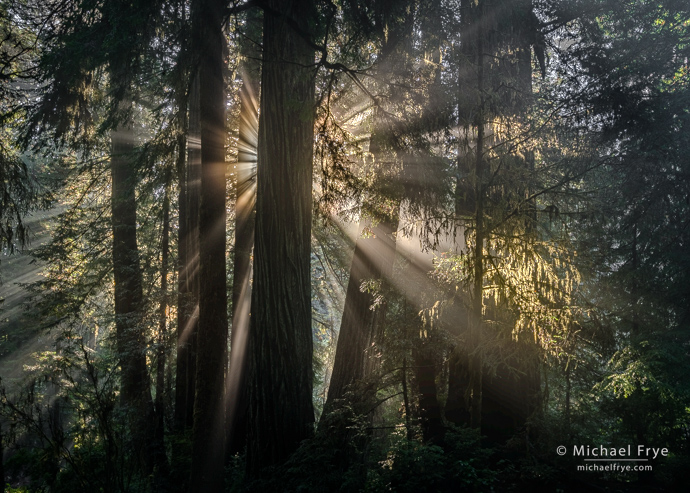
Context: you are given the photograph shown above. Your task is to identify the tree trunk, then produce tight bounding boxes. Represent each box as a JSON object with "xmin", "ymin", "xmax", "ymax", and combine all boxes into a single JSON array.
[
  {"xmin": 153, "ymin": 179, "xmax": 171, "ymax": 486},
  {"xmin": 175, "ymin": 74, "xmax": 200, "ymax": 435},
  {"xmin": 469, "ymin": 0, "xmax": 486, "ymax": 429},
  {"xmin": 323, "ymin": 2, "xmax": 416, "ymax": 416},
  {"xmin": 226, "ymin": 10, "xmax": 262, "ymax": 458},
  {"xmin": 325, "ymin": 214, "xmax": 398, "ymax": 409},
  {"xmin": 445, "ymin": 0, "xmax": 480, "ymax": 430},
  {"xmin": 247, "ymin": 0, "xmax": 316, "ymax": 476},
  {"xmin": 110, "ymin": 105, "xmax": 157, "ymax": 474},
  {"xmin": 448, "ymin": 0, "xmax": 546, "ymax": 434},
  {"xmin": 111, "ymin": 112, "xmax": 149, "ymax": 410},
  {"xmin": 226, "ymin": 77, "xmax": 258, "ymax": 456},
  {"xmin": 189, "ymin": 0, "xmax": 228, "ymax": 488},
  {"xmin": 172, "ymin": 72, "xmax": 199, "ymax": 493},
  {"xmin": 412, "ymin": 346, "xmax": 444, "ymax": 444}
]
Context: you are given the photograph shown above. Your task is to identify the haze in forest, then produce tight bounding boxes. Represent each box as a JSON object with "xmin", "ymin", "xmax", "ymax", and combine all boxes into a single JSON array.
[{"xmin": 1, "ymin": 0, "xmax": 689, "ymax": 492}]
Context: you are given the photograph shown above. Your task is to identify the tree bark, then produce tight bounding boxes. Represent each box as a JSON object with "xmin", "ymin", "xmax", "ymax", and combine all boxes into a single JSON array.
[
  {"xmin": 110, "ymin": 105, "xmax": 157, "ymax": 474},
  {"xmin": 174, "ymin": 73, "xmax": 200, "ymax": 436},
  {"xmin": 111, "ymin": 112, "xmax": 148, "ymax": 410},
  {"xmin": 247, "ymin": 0, "xmax": 317, "ymax": 476},
  {"xmin": 189, "ymin": 0, "xmax": 228, "ymax": 489}
]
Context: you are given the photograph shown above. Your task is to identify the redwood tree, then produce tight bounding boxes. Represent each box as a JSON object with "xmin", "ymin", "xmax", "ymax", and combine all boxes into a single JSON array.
[
  {"xmin": 246, "ymin": 0, "xmax": 317, "ymax": 476},
  {"xmin": 188, "ymin": 0, "xmax": 228, "ymax": 489},
  {"xmin": 227, "ymin": 7, "xmax": 262, "ymax": 455}
]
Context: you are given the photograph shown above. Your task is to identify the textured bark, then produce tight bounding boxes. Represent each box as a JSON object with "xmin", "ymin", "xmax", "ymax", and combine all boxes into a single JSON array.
[
  {"xmin": 189, "ymin": 0, "xmax": 228, "ymax": 488},
  {"xmin": 174, "ymin": 74, "xmax": 200, "ymax": 435},
  {"xmin": 247, "ymin": 0, "xmax": 316, "ymax": 476}
]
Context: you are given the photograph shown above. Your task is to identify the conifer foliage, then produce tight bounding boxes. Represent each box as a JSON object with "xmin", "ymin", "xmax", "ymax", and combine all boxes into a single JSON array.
[{"xmin": 0, "ymin": 0, "xmax": 689, "ymax": 491}]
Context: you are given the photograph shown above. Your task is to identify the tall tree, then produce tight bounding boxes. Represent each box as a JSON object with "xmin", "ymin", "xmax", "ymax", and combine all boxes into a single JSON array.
[
  {"xmin": 105, "ymin": 0, "xmax": 165, "ymax": 475},
  {"xmin": 550, "ymin": 0, "xmax": 690, "ymax": 483},
  {"xmin": 442, "ymin": 0, "xmax": 545, "ymax": 436},
  {"xmin": 188, "ymin": 0, "xmax": 228, "ymax": 489},
  {"xmin": 246, "ymin": 0, "xmax": 317, "ymax": 476},
  {"xmin": 226, "ymin": 76, "xmax": 258, "ymax": 455},
  {"xmin": 324, "ymin": 0, "xmax": 416, "ymax": 414},
  {"xmin": 227, "ymin": 7, "xmax": 262, "ymax": 455},
  {"xmin": 110, "ymin": 102, "xmax": 154, "ymax": 447},
  {"xmin": 174, "ymin": 73, "xmax": 200, "ymax": 436}
]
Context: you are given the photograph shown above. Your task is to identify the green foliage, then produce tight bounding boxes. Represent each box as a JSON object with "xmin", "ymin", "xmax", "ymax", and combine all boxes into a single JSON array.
[
  {"xmin": 4, "ymin": 486, "xmax": 30, "ymax": 493},
  {"xmin": 1, "ymin": 0, "xmax": 690, "ymax": 490},
  {"xmin": 365, "ymin": 428, "xmax": 496, "ymax": 493},
  {"xmin": 1, "ymin": 330, "xmax": 159, "ymax": 492}
]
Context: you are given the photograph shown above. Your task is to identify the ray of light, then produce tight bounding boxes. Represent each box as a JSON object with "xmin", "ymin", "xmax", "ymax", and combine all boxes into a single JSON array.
[
  {"xmin": 177, "ymin": 304, "xmax": 199, "ymax": 345},
  {"xmin": 224, "ymin": 75, "xmax": 258, "ymax": 446},
  {"xmin": 224, "ymin": 272, "xmax": 251, "ymax": 431},
  {"xmin": 322, "ymin": 205, "xmax": 472, "ymax": 337},
  {"xmin": 178, "ymin": 252, "xmax": 199, "ymax": 293}
]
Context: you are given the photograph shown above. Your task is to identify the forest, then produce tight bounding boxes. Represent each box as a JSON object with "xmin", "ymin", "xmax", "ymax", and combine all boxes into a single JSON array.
[{"xmin": 1, "ymin": 0, "xmax": 689, "ymax": 491}]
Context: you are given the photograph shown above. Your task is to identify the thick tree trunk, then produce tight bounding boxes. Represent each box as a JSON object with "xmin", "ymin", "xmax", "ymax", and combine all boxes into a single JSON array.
[
  {"xmin": 172, "ymin": 72, "xmax": 199, "ymax": 493},
  {"xmin": 189, "ymin": 0, "xmax": 228, "ymax": 489},
  {"xmin": 111, "ymin": 117, "xmax": 149, "ymax": 411},
  {"xmin": 247, "ymin": 0, "xmax": 316, "ymax": 476}
]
